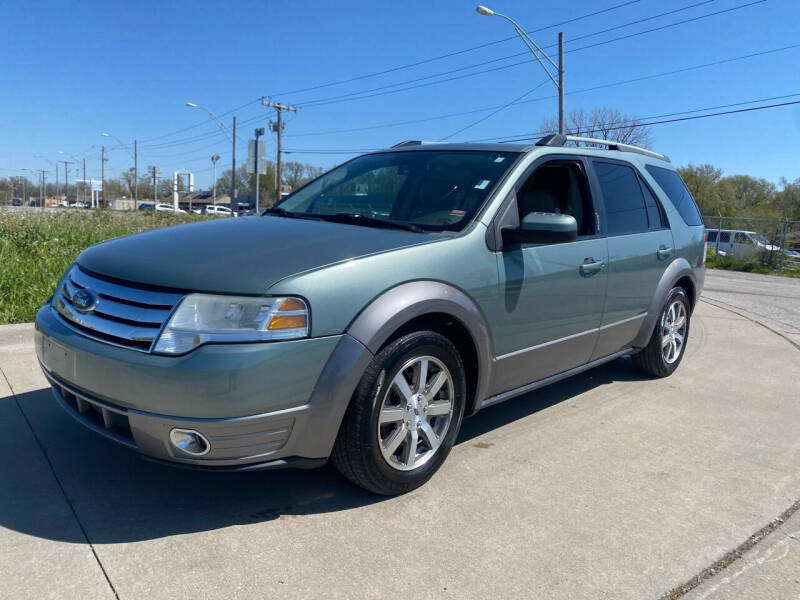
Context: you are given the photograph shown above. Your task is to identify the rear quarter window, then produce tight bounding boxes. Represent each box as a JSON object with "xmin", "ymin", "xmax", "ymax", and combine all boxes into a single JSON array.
[{"xmin": 645, "ymin": 165, "xmax": 703, "ymax": 226}]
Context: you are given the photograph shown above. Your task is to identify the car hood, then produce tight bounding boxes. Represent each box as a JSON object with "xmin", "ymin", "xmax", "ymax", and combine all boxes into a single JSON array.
[{"xmin": 77, "ymin": 215, "xmax": 446, "ymax": 294}]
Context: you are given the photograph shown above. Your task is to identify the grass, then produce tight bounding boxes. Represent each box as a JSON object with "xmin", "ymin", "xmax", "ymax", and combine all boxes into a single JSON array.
[
  {"xmin": 0, "ymin": 209, "xmax": 205, "ymax": 325},
  {"xmin": 705, "ymin": 246, "xmax": 800, "ymax": 278}
]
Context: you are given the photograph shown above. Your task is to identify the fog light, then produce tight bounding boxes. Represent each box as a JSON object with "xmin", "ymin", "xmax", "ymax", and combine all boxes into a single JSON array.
[{"xmin": 169, "ymin": 428, "xmax": 211, "ymax": 456}]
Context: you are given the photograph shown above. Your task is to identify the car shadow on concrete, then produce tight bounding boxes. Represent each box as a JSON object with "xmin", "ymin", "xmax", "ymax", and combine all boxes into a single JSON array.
[{"xmin": 1, "ymin": 357, "xmax": 648, "ymax": 545}]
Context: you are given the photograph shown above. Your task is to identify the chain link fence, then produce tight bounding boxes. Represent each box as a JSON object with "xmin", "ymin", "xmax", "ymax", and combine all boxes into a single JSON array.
[{"xmin": 702, "ymin": 215, "xmax": 800, "ymax": 274}]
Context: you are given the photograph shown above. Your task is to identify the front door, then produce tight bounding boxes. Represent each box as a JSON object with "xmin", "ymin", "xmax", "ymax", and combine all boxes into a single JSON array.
[
  {"xmin": 489, "ymin": 158, "xmax": 608, "ymax": 396},
  {"xmin": 589, "ymin": 159, "xmax": 675, "ymax": 359}
]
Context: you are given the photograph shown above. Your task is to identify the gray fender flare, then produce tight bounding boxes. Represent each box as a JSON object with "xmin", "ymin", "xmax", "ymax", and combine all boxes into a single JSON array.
[
  {"xmin": 348, "ymin": 281, "xmax": 494, "ymax": 415},
  {"xmin": 631, "ymin": 258, "xmax": 696, "ymax": 348}
]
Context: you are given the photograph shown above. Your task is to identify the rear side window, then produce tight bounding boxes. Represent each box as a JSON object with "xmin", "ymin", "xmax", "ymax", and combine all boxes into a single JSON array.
[
  {"xmin": 645, "ymin": 165, "xmax": 703, "ymax": 226},
  {"xmin": 639, "ymin": 178, "xmax": 666, "ymax": 229},
  {"xmin": 707, "ymin": 230, "xmax": 718, "ymax": 242},
  {"xmin": 593, "ymin": 161, "xmax": 648, "ymax": 235},
  {"xmin": 719, "ymin": 232, "xmax": 730, "ymax": 243}
]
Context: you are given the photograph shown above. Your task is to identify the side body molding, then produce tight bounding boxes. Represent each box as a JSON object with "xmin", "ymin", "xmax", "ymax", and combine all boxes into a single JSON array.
[
  {"xmin": 347, "ymin": 281, "xmax": 494, "ymax": 414},
  {"xmin": 630, "ymin": 257, "xmax": 696, "ymax": 348}
]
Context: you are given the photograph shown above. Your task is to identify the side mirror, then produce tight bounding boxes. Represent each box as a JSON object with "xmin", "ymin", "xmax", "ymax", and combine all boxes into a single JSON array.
[{"xmin": 502, "ymin": 212, "xmax": 578, "ymax": 245}]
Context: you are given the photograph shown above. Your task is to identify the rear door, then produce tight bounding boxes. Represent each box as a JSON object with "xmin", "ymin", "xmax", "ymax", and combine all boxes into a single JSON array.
[{"xmin": 589, "ymin": 159, "xmax": 674, "ymax": 359}]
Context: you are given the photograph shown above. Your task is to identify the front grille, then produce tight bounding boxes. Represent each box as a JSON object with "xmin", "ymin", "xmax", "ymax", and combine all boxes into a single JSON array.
[{"xmin": 53, "ymin": 265, "xmax": 184, "ymax": 352}]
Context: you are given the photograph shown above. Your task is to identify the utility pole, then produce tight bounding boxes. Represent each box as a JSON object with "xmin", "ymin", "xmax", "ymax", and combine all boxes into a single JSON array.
[
  {"xmin": 253, "ymin": 127, "xmax": 265, "ymax": 212},
  {"xmin": 231, "ymin": 116, "xmax": 237, "ymax": 210},
  {"xmin": 134, "ymin": 139, "xmax": 138, "ymax": 209},
  {"xmin": 82, "ymin": 158, "xmax": 87, "ymax": 205},
  {"xmin": 37, "ymin": 169, "xmax": 46, "ymax": 207},
  {"xmin": 558, "ymin": 32, "xmax": 565, "ymax": 136},
  {"xmin": 101, "ymin": 146, "xmax": 107, "ymax": 208},
  {"xmin": 60, "ymin": 160, "xmax": 74, "ymax": 204},
  {"xmin": 55, "ymin": 163, "xmax": 59, "ymax": 204},
  {"xmin": 262, "ymin": 98, "xmax": 297, "ymax": 203},
  {"xmin": 211, "ymin": 154, "xmax": 220, "ymax": 206}
]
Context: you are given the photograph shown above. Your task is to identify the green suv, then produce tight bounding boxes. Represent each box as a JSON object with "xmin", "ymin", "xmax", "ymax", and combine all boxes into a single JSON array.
[{"xmin": 34, "ymin": 135, "xmax": 705, "ymax": 495}]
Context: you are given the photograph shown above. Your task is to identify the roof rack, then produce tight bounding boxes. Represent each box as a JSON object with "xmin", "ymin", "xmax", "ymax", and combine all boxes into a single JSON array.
[
  {"xmin": 535, "ymin": 134, "xmax": 670, "ymax": 162},
  {"xmin": 391, "ymin": 140, "xmax": 433, "ymax": 148}
]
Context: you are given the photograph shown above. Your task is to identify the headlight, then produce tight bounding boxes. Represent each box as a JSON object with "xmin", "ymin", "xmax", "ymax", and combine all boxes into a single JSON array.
[{"xmin": 153, "ymin": 295, "xmax": 309, "ymax": 355}]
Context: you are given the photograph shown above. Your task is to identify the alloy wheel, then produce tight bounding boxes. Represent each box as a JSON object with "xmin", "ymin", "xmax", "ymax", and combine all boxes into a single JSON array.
[
  {"xmin": 661, "ymin": 300, "xmax": 687, "ymax": 364},
  {"xmin": 376, "ymin": 355, "xmax": 454, "ymax": 472}
]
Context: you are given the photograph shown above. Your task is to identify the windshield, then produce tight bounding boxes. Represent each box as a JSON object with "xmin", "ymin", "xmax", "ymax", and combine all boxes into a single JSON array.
[
  {"xmin": 273, "ymin": 150, "xmax": 519, "ymax": 232},
  {"xmin": 748, "ymin": 232, "xmax": 770, "ymax": 245}
]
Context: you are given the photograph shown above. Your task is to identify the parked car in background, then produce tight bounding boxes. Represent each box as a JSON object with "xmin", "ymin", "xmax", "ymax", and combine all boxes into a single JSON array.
[
  {"xmin": 11, "ymin": 197, "xmax": 22, "ymax": 206},
  {"xmin": 138, "ymin": 203, "xmax": 155, "ymax": 211},
  {"xmin": 154, "ymin": 203, "xmax": 186, "ymax": 214},
  {"xmin": 707, "ymin": 229, "xmax": 781, "ymax": 258},
  {"xmin": 204, "ymin": 205, "xmax": 236, "ymax": 217},
  {"xmin": 35, "ymin": 135, "xmax": 705, "ymax": 495}
]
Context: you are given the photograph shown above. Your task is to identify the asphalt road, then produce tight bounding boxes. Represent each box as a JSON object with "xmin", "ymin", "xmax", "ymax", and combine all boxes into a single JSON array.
[
  {"xmin": 1, "ymin": 297, "xmax": 799, "ymax": 600},
  {"xmin": 702, "ymin": 268, "xmax": 800, "ymax": 332}
]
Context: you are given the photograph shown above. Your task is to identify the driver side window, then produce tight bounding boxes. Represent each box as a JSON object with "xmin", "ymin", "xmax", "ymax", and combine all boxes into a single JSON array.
[{"xmin": 515, "ymin": 161, "xmax": 595, "ymax": 236}]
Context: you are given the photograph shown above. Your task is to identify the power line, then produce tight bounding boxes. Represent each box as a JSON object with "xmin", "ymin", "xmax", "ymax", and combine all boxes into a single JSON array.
[
  {"xmin": 438, "ymin": 79, "xmax": 550, "ymax": 141},
  {"xmin": 490, "ymin": 99, "xmax": 800, "ymax": 143},
  {"xmin": 282, "ymin": 97, "xmax": 800, "ymax": 155},
  {"xmin": 467, "ymin": 91, "xmax": 800, "ymax": 142},
  {"xmin": 125, "ymin": 0, "xmax": 713, "ymax": 151},
  {"xmin": 114, "ymin": 0, "xmax": 759, "ymax": 155},
  {"xmin": 294, "ymin": 0, "xmax": 763, "ymax": 108},
  {"xmin": 284, "ymin": 43, "xmax": 800, "ymax": 140},
  {"xmin": 271, "ymin": 0, "xmax": 642, "ymax": 97},
  {"xmin": 102, "ymin": 4, "xmax": 640, "ymax": 151}
]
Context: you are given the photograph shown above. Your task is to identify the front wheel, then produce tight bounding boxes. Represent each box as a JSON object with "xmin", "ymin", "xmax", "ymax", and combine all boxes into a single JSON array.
[
  {"xmin": 632, "ymin": 287, "xmax": 691, "ymax": 377},
  {"xmin": 331, "ymin": 330, "xmax": 466, "ymax": 495}
]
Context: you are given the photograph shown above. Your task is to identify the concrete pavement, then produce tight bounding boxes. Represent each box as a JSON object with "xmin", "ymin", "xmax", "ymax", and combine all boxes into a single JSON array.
[
  {"xmin": 703, "ymin": 269, "xmax": 800, "ymax": 339},
  {"xmin": 1, "ymin": 300, "xmax": 799, "ymax": 599}
]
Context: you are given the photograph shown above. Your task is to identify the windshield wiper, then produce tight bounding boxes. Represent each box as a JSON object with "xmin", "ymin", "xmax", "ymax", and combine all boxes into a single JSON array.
[
  {"xmin": 265, "ymin": 207, "xmax": 323, "ymax": 221},
  {"xmin": 321, "ymin": 213, "xmax": 426, "ymax": 233}
]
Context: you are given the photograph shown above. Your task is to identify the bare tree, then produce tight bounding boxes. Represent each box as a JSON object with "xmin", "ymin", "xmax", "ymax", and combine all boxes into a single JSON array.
[{"xmin": 540, "ymin": 107, "xmax": 653, "ymax": 148}]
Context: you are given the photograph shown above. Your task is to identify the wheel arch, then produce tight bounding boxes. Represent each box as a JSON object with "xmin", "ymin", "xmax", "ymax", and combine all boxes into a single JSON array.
[
  {"xmin": 631, "ymin": 258, "xmax": 697, "ymax": 348},
  {"xmin": 347, "ymin": 281, "xmax": 493, "ymax": 416}
]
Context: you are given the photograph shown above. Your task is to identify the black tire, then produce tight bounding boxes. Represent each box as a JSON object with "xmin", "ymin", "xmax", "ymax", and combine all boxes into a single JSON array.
[
  {"xmin": 632, "ymin": 287, "xmax": 691, "ymax": 377},
  {"xmin": 331, "ymin": 330, "xmax": 466, "ymax": 495}
]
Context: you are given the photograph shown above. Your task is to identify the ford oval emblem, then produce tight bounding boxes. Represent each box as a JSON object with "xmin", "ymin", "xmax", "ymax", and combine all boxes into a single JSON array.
[{"xmin": 72, "ymin": 288, "xmax": 99, "ymax": 313}]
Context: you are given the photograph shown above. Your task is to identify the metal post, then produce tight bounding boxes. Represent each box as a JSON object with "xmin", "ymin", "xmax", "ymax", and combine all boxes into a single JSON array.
[
  {"xmin": 253, "ymin": 127, "xmax": 264, "ymax": 213},
  {"xmin": 231, "ymin": 116, "xmax": 237, "ymax": 211},
  {"xmin": 558, "ymin": 32, "xmax": 565, "ymax": 136},
  {"xmin": 82, "ymin": 158, "xmax": 86, "ymax": 206},
  {"xmin": 211, "ymin": 155, "xmax": 219, "ymax": 206},
  {"xmin": 101, "ymin": 146, "xmax": 106, "ymax": 208},
  {"xmin": 134, "ymin": 139, "xmax": 138, "ymax": 209},
  {"xmin": 276, "ymin": 109, "xmax": 282, "ymax": 203},
  {"xmin": 55, "ymin": 163, "xmax": 59, "ymax": 204}
]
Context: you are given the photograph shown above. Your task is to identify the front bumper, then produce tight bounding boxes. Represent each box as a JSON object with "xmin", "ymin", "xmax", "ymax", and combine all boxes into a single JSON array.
[{"xmin": 35, "ymin": 304, "xmax": 373, "ymax": 469}]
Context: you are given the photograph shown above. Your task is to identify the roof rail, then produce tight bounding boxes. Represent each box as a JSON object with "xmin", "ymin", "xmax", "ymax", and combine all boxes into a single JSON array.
[
  {"xmin": 391, "ymin": 140, "xmax": 431, "ymax": 148},
  {"xmin": 535, "ymin": 134, "xmax": 670, "ymax": 162}
]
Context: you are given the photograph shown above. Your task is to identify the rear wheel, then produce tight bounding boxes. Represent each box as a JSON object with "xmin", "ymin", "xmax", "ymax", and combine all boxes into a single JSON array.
[
  {"xmin": 331, "ymin": 330, "xmax": 466, "ymax": 495},
  {"xmin": 632, "ymin": 287, "xmax": 690, "ymax": 377}
]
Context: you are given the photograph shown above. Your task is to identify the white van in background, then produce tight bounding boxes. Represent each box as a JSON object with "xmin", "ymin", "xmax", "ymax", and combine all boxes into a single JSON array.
[{"xmin": 707, "ymin": 229, "xmax": 780, "ymax": 258}]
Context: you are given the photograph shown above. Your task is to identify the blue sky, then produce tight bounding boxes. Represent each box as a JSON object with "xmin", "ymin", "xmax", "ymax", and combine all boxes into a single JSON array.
[{"xmin": 2, "ymin": 0, "xmax": 799, "ymax": 189}]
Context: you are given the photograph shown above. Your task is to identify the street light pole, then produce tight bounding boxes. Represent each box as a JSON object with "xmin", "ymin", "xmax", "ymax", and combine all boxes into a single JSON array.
[
  {"xmin": 101, "ymin": 146, "xmax": 106, "ymax": 208},
  {"xmin": 211, "ymin": 154, "xmax": 220, "ymax": 206},
  {"xmin": 184, "ymin": 102, "xmax": 235, "ymax": 210},
  {"xmin": 476, "ymin": 6, "xmax": 565, "ymax": 135},
  {"xmin": 253, "ymin": 127, "xmax": 265, "ymax": 213}
]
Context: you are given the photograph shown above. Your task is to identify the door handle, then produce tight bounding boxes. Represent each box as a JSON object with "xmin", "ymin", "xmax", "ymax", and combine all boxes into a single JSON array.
[
  {"xmin": 657, "ymin": 246, "xmax": 673, "ymax": 260},
  {"xmin": 579, "ymin": 258, "xmax": 605, "ymax": 276}
]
